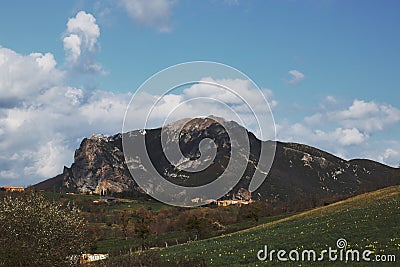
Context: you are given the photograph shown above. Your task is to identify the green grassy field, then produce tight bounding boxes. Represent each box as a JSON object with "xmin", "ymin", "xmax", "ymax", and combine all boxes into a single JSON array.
[{"xmin": 155, "ymin": 186, "xmax": 400, "ymax": 266}]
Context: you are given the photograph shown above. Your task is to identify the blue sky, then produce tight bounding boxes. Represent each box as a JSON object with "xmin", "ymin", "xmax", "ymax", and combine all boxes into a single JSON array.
[{"xmin": 0, "ymin": 0, "xmax": 399, "ymax": 186}]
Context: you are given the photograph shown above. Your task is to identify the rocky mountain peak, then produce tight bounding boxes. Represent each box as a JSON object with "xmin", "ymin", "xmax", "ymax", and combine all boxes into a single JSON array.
[
  {"xmin": 163, "ymin": 115, "xmax": 240, "ymax": 133},
  {"xmin": 34, "ymin": 117, "xmax": 399, "ymax": 205}
]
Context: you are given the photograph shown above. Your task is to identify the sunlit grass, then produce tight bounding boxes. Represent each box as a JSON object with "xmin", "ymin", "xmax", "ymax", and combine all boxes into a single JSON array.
[{"xmin": 158, "ymin": 186, "xmax": 400, "ymax": 266}]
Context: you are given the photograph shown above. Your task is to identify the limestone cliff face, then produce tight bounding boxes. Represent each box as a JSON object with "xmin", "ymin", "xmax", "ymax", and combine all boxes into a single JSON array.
[
  {"xmin": 62, "ymin": 134, "xmax": 134, "ymax": 194},
  {"xmin": 35, "ymin": 116, "xmax": 400, "ymax": 202}
]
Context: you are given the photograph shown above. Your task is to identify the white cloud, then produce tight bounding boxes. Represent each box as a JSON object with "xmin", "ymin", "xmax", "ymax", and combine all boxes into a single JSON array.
[
  {"xmin": 307, "ymin": 99, "xmax": 400, "ymax": 133},
  {"xmin": 63, "ymin": 11, "xmax": 103, "ymax": 73},
  {"xmin": 325, "ymin": 95, "xmax": 337, "ymax": 104},
  {"xmin": 332, "ymin": 99, "xmax": 400, "ymax": 132},
  {"xmin": 23, "ymin": 135, "xmax": 73, "ymax": 178},
  {"xmin": 79, "ymin": 91, "xmax": 131, "ymax": 134},
  {"xmin": 125, "ymin": 77, "xmax": 278, "ymax": 140},
  {"xmin": 63, "ymin": 34, "xmax": 81, "ymax": 62},
  {"xmin": 383, "ymin": 148, "xmax": 399, "ymax": 160},
  {"xmin": 182, "ymin": 77, "xmax": 277, "ymax": 111},
  {"xmin": 279, "ymin": 123, "xmax": 368, "ymax": 147},
  {"xmin": 0, "ymin": 48, "xmax": 63, "ymax": 107},
  {"xmin": 31, "ymin": 52, "xmax": 57, "ymax": 72},
  {"xmin": 0, "ymin": 87, "xmax": 131, "ymax": 185},
  {"xmin": 0, "ymin": 45, "xmax": 130, "ymax": 186},
  {"xmin": 66, "ymin": 11, "xmax": 100, "ymax": 52},
  {"xmin": 287, "ymin": 69, "xmax": 305, "ymax": 85},
  {"xmin": 336, "ymin": 99, "xmax": 380, "ymax": 120},
  {"xmin": 278, "ymin": 98, "xmax": 400, "ymax": 167},
  {"xmin": 304, "ymin": 113, "xmax": 323, "ymax": 125},
  {"xmin": 0, "ymin": 59, "xmax": 279, "ymax": 186},
  {"xmin": 366, "ymin": 145, "xmax": 400, "ymax": 167},
  {"xmin": 1, "ymin": 8, "xmax": 279, "ymax": 186},
  {"xmin": 333, "ymin": 128, "xmax": 368, "ymax": 146},
  {"xmin": 120, "ymin": 0, "xmax": 175, "ymax": 32}
]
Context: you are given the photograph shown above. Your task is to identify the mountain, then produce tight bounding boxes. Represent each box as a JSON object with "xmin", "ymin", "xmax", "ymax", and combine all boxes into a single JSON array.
[{"xmin": 34, "ymin": 116, "xmax": 400, "ymax": 205}]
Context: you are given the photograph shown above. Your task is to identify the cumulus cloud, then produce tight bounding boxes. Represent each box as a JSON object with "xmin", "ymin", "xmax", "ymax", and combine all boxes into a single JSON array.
[
  {"xmin": 0, "ymin": 44, "xmax": 130, "ymax": 186},
  {"xmin": 23, "ymin": 135, "xmax": 73, "ymax": 178},
  {"xmin": 79, "ymin": 91, "xmax": 132, "ymax": 133},
  {"xmin": 331, "ymin": 128, "xmax": 368, "ymax": 146},
  {"xmin": 0, "ymin": 86, "xmax": 131, "ymax": 185},
  {"xmin": 63, "ymin": 11, "xmax": 103, "ymax": 73},
  {"xmin": 31, "ymin": 52, "xmax": 57, "ymax": 72},
  {"xmin": 287, "ymin": 69, "xmax": 304, "ymax": 85},
  {"xmin": 363, "ymin": 144, "xmax": 400, "ymax": 167},
  {"xmin": 305, "ymin": 99, "xmax": 400, "ymax": 133},
  {"xmin": 278, "ymin": 98, "xmax": 400, "ymax": 166},
  {"xmin": 182, "ymin": 77, "xmax": 277, "ymax": 111},
  {"xmin": 280, "ymin": 123, "xmax": 368, "ymax": 147},
  {"xmin": 0, "ymin": 48, "xmax": 278, "ymax": 186},
  {"xmin": 120, "ymin": 0, "xmax": 175, "ymax": 32},
  {"xmin": 63, "ymin": 34, "xmax": 81, "ymax": 62},
  {"xmin": 66, "ymin": 11, "xmax": 100, "ymax": 52},
  {"xmin": 0, "ymin": 48, "xmax": 63, "ymax": 107},
  {"xmin": 122, "ymin": 77, "xmax": 277, "ymax": 142},
  {"xmin": 0, "ymin": 9, "xmax": 303, "ymax": 187},
  {"xmin": 332, "ymin": 99, "xmax": 400, "ymax": 132}
]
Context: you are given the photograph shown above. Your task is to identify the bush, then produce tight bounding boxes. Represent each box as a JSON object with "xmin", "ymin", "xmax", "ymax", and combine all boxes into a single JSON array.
[{"xmin": 0, "ymin": 192, "xmax": 89, "ymax": 266}]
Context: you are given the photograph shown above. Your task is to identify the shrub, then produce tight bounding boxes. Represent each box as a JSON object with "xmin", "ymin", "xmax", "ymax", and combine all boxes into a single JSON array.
[{"xmin": 0, "ymin": 192, "xmax": 89, "ymax": 266}]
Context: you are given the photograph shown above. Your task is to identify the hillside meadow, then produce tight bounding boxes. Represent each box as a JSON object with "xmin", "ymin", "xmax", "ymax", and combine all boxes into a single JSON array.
[{"xmin": 128, "ymin": 185, "xmax": 400, "ymax": 266}]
